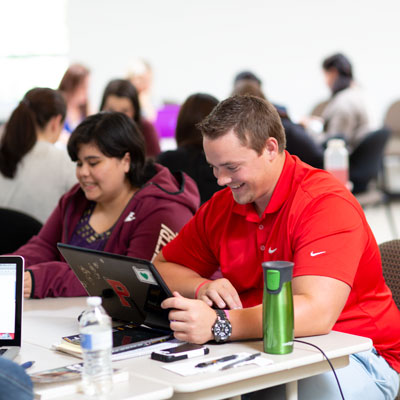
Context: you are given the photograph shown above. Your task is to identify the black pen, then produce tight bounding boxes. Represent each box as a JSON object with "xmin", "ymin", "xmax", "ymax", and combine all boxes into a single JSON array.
[
  {"xmin": 195, "ymin": 354, "xmax": 238, "ymax": 368},
  {"xmin": 220, "ymin": 352, "xmax": 261, "ymax": 370}
]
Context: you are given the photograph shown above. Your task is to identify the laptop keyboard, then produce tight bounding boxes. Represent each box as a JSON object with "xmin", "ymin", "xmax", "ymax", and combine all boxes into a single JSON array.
[{"xmin": 0, "ymin": 349, "xmax": 7, "ymax": 355}]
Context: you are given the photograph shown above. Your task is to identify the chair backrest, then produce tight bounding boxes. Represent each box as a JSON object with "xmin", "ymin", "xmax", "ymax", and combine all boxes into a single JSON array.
[
  {"xmin": 378, "ymin": 240, "xmax": 400, "ymax": 309},
  {"xmin": 384, "ymin": 100, "xmax": 400, "ymax": 139},
  {"xmin": 349, "ymin": 128, "xmax": 391, "ymax": 194},
  {"xmin": 0, "ymin": 208, "xmax": 42, "ymax": 254}
]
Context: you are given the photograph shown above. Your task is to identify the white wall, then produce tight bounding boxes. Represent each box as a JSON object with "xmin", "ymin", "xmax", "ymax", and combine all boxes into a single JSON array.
[{"xmin": 67, "ymin": 0, "xmax": 400, "ymax": 124}]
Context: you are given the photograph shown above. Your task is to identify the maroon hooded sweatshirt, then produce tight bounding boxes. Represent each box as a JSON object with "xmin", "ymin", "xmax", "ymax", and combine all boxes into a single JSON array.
[{"xmin": 15, "ymin": 164, "xmax": 200, "ymax": 298}]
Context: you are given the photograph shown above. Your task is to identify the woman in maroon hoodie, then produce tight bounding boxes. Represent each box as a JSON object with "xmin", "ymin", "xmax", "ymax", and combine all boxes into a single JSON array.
[{"xmin": 18, "ymin": 112, "xmax": 200, "ymax": 299}]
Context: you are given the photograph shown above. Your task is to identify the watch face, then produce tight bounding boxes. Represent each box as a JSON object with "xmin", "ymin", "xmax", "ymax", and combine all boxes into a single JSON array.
[{"xmin": 213, "ymin": 318, "xmax": 232, "ymax": 342}]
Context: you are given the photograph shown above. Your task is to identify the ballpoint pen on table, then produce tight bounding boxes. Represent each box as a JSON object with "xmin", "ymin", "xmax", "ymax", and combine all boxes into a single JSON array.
[
  {"xmin": 21, "ymin": 361, "xmax": 35, "ymax": 369},
  {"xmin": 220, "ymin": 353, "xmax": 261, "ymax": 371},
  {"xmin": 195, "ymin": 354, "xmax": 238, "ymax": 368}
]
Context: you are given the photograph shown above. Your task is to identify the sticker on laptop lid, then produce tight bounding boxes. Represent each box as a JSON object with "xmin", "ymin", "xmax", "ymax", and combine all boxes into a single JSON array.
[{"xmin": 132, "ymin": 266, "xmax": 158, "ymax": 285}]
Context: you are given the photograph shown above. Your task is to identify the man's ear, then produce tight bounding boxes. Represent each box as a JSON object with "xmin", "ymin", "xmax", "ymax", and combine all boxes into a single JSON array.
[{"xmin": 263, "ymin": 137, "xmax": 279, "ymax": 159}]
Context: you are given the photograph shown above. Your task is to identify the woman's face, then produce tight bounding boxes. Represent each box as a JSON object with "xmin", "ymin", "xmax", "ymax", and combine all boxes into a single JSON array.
[
  {"xmin": 72, "ymin": 76, "xmax": 89, "ymax": 106},
  {"xmin": 323, "ymin": 68, "xmax": 338, "ymax": 90},
  {"xmin": 103, "ymin": 95, "xmax": 135, "ymax": 119},
  {"xmin": 75, "ymin": 142, "xmax": 131, "ymax": 204}
]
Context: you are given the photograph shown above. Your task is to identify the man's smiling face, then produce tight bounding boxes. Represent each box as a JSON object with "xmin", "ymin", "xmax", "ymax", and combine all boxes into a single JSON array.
[{"xmin": 204, "ymin": 129, "xmax": 280, "ymax": 215}]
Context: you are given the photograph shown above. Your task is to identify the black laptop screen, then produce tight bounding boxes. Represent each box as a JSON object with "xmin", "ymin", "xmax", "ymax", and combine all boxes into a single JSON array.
[{"xmin": 57, "ymin": 244, "xmax": 172, "ymax": 331}]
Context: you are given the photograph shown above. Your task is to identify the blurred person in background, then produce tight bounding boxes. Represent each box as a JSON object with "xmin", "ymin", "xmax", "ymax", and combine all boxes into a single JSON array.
[
  {"xmin": 157, "ymin": 93, "xmax": 221, "ymax": 203},
  {"xmin": 0, "ymin": 357, "xmax": 33, "ymax": 400},
  {"xmin": 100, "ymin": 78, "xmax": 161, "ymax": 158},
  {"xmin": 127, "ymin": 58, "xmax": 156, "ymax": 122},
  {"xmin": 305, "ymin": 53, "xmax": 371, "ymax": 153},
  {"xmin": 233, "ymin": 75, "xmax": 324, "ymax": 168},
  {"xmin": 0, "ymin": 88, "xmax": 76, "ymax": 223},
  {"xmin": 57, "ymin": 63, "xmax": 90, "ymax": 144}
]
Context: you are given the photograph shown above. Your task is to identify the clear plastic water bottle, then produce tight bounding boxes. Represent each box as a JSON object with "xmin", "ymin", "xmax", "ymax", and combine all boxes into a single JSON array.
[
  {"xmin": 79, "ymin": 296, "xmax": 113, "ymax": 396},
  {"xmin": 324, "ymin": 139, "xmax": 349, "ymax": 187}
]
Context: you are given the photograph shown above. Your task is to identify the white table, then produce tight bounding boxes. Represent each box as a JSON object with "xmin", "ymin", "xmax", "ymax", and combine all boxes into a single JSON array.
[
  {"xmin": 23, "ymin": 297, "xmax": 373, "ymax": 400},
  {"xmin": 21, "ymin": 298, "xmax": 173, "ymax": 400}
]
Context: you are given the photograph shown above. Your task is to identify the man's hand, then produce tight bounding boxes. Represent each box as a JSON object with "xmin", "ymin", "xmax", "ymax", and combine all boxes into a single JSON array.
[
  {"xmin": 162, "ymin": 292, "xmax": 217, "ymax": 344},
  {"xmin": 197, "ymin": 278, "xmax": 242, "ymax": 310},
  {"xmin": 24, "ymin": 271, "xmax": 32, "ymax": 298}
]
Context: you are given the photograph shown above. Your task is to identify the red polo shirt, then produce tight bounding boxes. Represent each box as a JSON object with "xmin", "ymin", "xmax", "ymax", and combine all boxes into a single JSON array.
[{"xmin": 163, "ymin": 152, "xmax": 400, "ymax": 372}]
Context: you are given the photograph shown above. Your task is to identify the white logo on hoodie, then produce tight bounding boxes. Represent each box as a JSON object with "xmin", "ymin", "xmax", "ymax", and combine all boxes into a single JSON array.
[
  {"xmin": 151, "ymin": 224, "xmax": 177, "ymax": 262},
  {"xmin": 124, "ymin": 212, "xmax": 136, "ymax": 222}
]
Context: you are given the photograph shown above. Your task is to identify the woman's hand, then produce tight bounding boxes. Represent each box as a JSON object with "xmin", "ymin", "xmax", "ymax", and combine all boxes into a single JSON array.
[{"xmin": 24, "ymin": 271, "xmax": 32, "ymax": 298}]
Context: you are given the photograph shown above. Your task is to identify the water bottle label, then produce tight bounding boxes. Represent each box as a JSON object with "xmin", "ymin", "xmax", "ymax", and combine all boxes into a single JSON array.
[{"xmin": 80, "ymin": 331, "xmax": 112, "ymax": 351}]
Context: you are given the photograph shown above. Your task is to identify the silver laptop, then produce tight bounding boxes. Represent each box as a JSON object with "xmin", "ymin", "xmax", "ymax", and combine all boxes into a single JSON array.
[{"xmin": 0, "ymin": 256, "xmax": 23, "ymax": 360}]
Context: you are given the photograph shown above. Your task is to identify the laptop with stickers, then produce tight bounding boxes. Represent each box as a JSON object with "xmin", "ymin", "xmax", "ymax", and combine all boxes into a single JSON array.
[
  {"xmin": 57, "ymin": 244, "xmax": 173, "ymax": 350},
  {"xmin": 0, "ymin": 256, "xmax": 23, "ymax": 360}
]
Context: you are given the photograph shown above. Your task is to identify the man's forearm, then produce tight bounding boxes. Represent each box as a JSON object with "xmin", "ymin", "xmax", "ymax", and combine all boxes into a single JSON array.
[
  {"xmin": 154, "ymin": 252, "xmax": 207, "ymax": 298},
  {"xmin": 229, "ymin": 305, "xmax": 263, "ymax": 340}
]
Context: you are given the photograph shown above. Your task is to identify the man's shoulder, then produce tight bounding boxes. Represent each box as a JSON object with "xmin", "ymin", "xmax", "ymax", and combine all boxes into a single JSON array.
[
  {"xmin": 289, "ymin": 157, "xmax": 356, "ymax": 203},
  {"xmin": 196, "ymin": 187, "xmax": 234, "ymax": 219},
  {"xmin": 295, "ymin": 168, "xmax": 360, "ymax": 213}
]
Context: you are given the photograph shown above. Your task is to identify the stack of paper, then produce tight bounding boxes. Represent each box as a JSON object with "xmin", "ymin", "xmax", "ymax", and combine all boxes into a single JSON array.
[{"xmin": 31, "ymin": 363, "xmax": 129, "ymax": 399}]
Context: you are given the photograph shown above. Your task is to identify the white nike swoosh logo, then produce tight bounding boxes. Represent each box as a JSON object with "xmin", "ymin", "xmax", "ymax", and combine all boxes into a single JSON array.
[
  {"xmin": 268, "ymin": 247, "xmax": 277, "ymax": 254},
  {"xmin": 310, "ymin": 251, "xmax": 326, "ymax": 257}
]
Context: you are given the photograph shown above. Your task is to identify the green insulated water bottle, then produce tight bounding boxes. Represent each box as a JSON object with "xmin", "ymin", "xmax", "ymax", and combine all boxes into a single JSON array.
[{"xmin": 262, "ymin": 261, "xmax": 294, "ymax": 355}]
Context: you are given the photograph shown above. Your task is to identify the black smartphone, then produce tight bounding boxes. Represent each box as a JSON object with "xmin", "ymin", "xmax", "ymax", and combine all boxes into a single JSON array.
[{"xmin": 151, "ymin": 343, "xmax": 209, "ymax": 363}]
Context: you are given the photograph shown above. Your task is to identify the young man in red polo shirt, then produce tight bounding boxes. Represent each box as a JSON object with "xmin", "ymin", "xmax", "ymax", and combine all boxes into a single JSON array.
[{"xmin": 155, "ymin": 95, "xmax": 400, "ymax": 399}]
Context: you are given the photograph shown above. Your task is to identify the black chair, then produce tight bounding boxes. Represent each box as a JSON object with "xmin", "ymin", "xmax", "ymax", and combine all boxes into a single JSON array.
[
  {"xmin": 379, "ymin": 239, "xmax": 400, "ymax": 310},
  {"xmin": 350, "ymin": 128, "xmax": 398, "ymax": 238},
  {"xmin": 0, "ymin": 208, "xmax": 42, "ymax": 254},
  {"xmin": 350, "ymin": 128, "xmax": 391, "ymax": 194}
]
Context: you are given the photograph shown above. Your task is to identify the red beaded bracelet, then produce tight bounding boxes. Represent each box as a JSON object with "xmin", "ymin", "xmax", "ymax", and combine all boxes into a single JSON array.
[{"xmin": 194, "ymin": 280, "xmax": 211, "ymax": 299}]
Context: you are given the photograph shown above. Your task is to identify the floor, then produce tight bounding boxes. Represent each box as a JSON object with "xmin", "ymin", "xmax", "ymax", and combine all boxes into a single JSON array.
[{"xmin": 364, "ymin": 200, "xmax": 400, "ymax": 244}]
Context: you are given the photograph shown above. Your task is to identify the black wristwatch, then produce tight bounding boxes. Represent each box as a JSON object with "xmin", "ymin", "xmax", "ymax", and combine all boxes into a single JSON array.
[{"xmin": 211, "ymin": 309, "xmax": 232, "ymax": 343}]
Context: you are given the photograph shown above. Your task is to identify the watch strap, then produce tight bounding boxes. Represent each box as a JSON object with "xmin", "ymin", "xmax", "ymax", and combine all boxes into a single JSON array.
[{"xmin": 215, "ymin": 309, "xmax": 226, "ymax": 320}]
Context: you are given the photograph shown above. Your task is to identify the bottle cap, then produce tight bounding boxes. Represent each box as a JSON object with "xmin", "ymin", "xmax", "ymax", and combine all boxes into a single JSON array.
[
  {"xmin": 87, "ymin": 296, "xmax": 102, "ymax": 307},
  {"xmin": 327, "ymin": 138, "xmax": 346, "ymax": 148},
  {"xmin": 262, "ymin": 261, "xmax": 294, "ymax": 294}
]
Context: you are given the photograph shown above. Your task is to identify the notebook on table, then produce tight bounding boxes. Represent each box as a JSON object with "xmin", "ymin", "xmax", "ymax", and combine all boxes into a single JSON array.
[
  {"xmin": 57, "ymin": 244, "xmax": 174, "ymax": 354},
  {"xmin": 0, "ymin": 256, "xmax": 23, "ymax": 360}
]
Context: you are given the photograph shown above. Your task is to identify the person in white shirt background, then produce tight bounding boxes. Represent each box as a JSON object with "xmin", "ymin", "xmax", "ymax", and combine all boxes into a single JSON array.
[{"xmin": 0, "ymin": 87, "xmax": 77, "ymax": 223}]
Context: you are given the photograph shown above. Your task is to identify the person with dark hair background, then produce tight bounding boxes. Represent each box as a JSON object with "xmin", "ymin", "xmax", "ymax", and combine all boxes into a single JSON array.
[
  {"xmin": 100, "ymin": 79, "xmax": 161, "ymax": 158},
  {"xmin": 316, "ymin": 53, "xmax": 371, "ymax": 152},
  {"xmin": 233, "ymin": 73, "xmax": 324, "ymax": 168},
  {"xmin": 0, "ymin": 88, "xmax": 76, "ymax": 223},
  {"xmin": 58, "ymin": 63, "xmax": 90, "ymax": 134},
  {"xmin": 157, "ymin": 93, "xmax": 221, "ymax": 203},
  {"xmin": 14, "ymin": 112, "xmax": 199, "ymax": 299}
]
